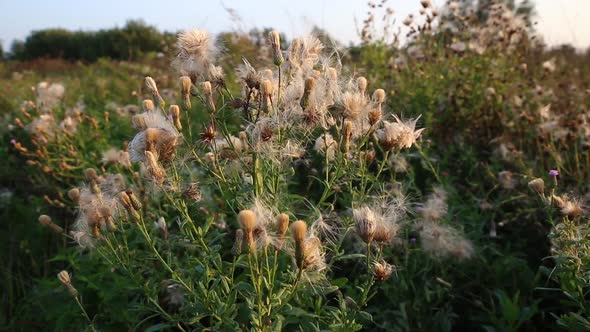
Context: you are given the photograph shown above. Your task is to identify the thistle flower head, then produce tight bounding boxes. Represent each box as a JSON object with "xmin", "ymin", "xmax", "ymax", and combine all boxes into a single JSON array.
[
  {"xmin": 268, "ymin": 30, "xmax": 285, "ymax": 66},
  {"xmin": 373, "ymin": 260, "xmax": 394, "ymax": 281},
  {"xmin": 376, "ymin": 115, "xmax": 424, "ymax": 150},
  {"xmin": 174, "ymin": 29, "xmax": 219, "ymax": 78}
]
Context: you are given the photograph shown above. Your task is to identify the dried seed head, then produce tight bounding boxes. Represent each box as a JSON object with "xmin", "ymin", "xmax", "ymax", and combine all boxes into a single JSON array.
[
  {"xmin": 268, "ymin": 30, "xmax": 284, "ymax": 66},
  {"xmin": 373, "ymin": 260, "xmax": 394, "ymax": 281},
  {"xmin": 68, "ymin": 188, "xmax": 80, "ymax": 203},
  {"xmin": 326, "ymin": 67, "xmax": 338, "ymax": 81},
  {"xmin": 527, "ymin": 178, "xmax": 545, "ymax": 195},
  {"xmin": 145, "ymin": 150, "xmax": 165, "ymax": 184},
  {"xmin": 180, "ymin": 76, "xmax": 192, "ymax": 110},
  {"xmin": 202, "ymin": 81, "xmax": 216, "ymax": 112},
  {"xmin": 57, "ymin": 270, "xmax": 78, "ymax": 297},
  {"xmin": 354, "ymin": 206, "xmax": 377, "ymax": 243},
  {"xmin": 372, "ymin": 89, "xmax": 386, "ymax": 104},
  {"xmin": 291, "ymin": 220, "xmax": 307, "ymax": 269},
  {"xmin": 276, "ymin": 213, "xmax": 290, "ymax": 237},
  {"xmin": 300, "ymin": 78, "xmax": 315, "ymax": 110},
  {"xmin": 357, "ymin": 77, "xmax": 368, "ymax": 95},
  {"xmin": 39, "ymin": 214, "xmax": 64, "ymax": 233},
  {"xmin": 145, "ymin": 77, "xmax": 165, "ymax": 109},
  {"xmin": 343, "ymin": 120, "xmax": 353, "ymax": 153},
  {"xmin": 57, "ymin": 270, "xmax": 71, "ymax": 285},
  {"xmin": 238, "ymin": 210, "xmax": 257, "ymax": 254},
  {"xmin": 120, "ymin": 191, "xmax": 141, "ymax": 221},
  {"xmin": 169, "ymin": 105, "xmax": 182, "ymax": 130},
  {"xmin": 291, "ymin": 220, "xmax": 307, "ymax": 243},
  {"xmin": 143, "ymin": 99, "xmax": 155, "ymax": 112},
  {"xmin": 238, "ymin": 209, "xmax": 257, "ymax": 232}
]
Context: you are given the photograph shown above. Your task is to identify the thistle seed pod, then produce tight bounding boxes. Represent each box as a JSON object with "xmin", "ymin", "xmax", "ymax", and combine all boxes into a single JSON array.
[
  {"xmin": 238, "ymin": 210, "xmax": 257, "ymax": 253},
  {"xmin": 291, "ymin": 220, "xmax": 307, "ymax": 269},
  {"xmin": 143, "ymin": 99, "xmax": 155, "ymax": 112},
  {"xmin": 527, "ymin": 178, "xmax": 545, "ymax": 196},
  {"xmin": 57, "ymin": 271, "xmax": 78, "ymax": 297},
  {"xmin": 145, "ymin": 76, "xmax": 166, "ymax": 109},
  {"xmin": 68, "ymin": 188, "xmax": 80, "ymax": 204},
  {"xmin": 268, "ymin": 30, "xmax": 284, "ymax": 66},
  {"xmin": 169, "ymin": 105, "xmax": 182, "ymax": 130},
  {"xmin": 120, "ymin": 191, "xmax": 141, "ymax": 221},
  {"xmin": 39, "ymin": 214, "xmax": 64, "ymax": 234},
  {"xmin": 99, "ymin": 205, "xmax": 116, "ymax": 231},
  {"xmin": 180, "ymin": 76, "xmax": 192, "ymax": 111},
  {"xmin": 300, "ymin": 78, "xmax": 315, "ymax": 110},
  {"xmin": 357, "ymin": 77, "xmax": 368, "ymax": 95},
  {"xmin": 275, "ymin": 213, "xmax": 290, "ymax": 250},
  {"xmin": 202, "ymin": 81, "xmax": 216, "ymax": 112}
]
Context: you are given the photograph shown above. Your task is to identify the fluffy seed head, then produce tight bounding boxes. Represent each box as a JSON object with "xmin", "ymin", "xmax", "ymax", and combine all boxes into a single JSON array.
[
  {"xmin": 373, "ymin": 260, "xmax": 394, "ymax": 281},
  {"xmin": 143, "ymin": 99, "xmax": 155, "ymax": 112}
]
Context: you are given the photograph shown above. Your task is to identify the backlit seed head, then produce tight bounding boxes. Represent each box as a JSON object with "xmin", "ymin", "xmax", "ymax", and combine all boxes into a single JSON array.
[
  {"xmin": 291, "ymin": 220, "xmax": 307, "ymax": 243},
  {"xmin": 238, "ymin": 210, "xmax": 257, "ymax": 232},
  {"xmin": 169, "ymin": 105, "xmax": 182, "ymax": 130},
  {"xmin": 268, "ymin": 30, "xmax": 284, "ymax": 66},
  {"xmin": 356, "ymin": 77, "xmax": 368, "ymax": 95},
  {"xmin": 276, "ymin": 213, "xmax": 290, "ymax": 237},
  {"xmin": 143, "ymin": 99, "xmax": 155, "ymax": 112},
  {"xmin": 373, "ymin": 260, "xmax": 394, "ymax": 281},
  {"xmin": 57, "ymin": 270, "xmax": 71, "ymax": 285},
  {"xmin": 372, "ymin": 89, "xmax": 386, "ymax": 104},
  {"xmin": 68, "ymin": 188, "xmax": 80, "ymax": 203}
]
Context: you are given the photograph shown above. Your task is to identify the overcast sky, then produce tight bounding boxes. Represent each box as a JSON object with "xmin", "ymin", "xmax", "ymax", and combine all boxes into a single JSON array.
[{"xmin": 1, "ymin": 0, "xmax": 589, "ymax": 52}]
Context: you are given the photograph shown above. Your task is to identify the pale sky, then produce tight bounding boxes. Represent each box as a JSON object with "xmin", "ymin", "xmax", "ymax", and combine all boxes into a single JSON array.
[{"xmin": 0, "ymin": 0, "xmax": 588, "ymax": 52}]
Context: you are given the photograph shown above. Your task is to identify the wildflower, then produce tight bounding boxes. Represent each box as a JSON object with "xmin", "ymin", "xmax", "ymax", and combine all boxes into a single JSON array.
[
  {"xmin": 376, "ymin": 115, "xmax": 424, "ymax": 150},
  {"xmin": 57, "ymin": 271, "xmax": 78, "ymax": 297},
  {"xmin": 373, "ymin": 260, "xmax": 394, "ymax": 281},
  {"xmin": 183, "ymin": 182, "xmax": 202, "ymax": 202},
  {"xmin": 549, "ymin": 169, "xmax": 559, "ymax": 177},
  {"xmin": 542, "ymin": 58, "xmax": 556, "ymax": 73}
]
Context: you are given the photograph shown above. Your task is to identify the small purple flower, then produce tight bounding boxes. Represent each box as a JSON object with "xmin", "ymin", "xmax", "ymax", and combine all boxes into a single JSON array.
[
  {"xmin": 409, "ymin": 237, "xmax": 417, "ymax": 244},
  {"xmin": 549, "ymin": 169, "xmax": 559, "ymax": 177},
  {"xmin": 10, "ymin": 139, "xmax": 16, "ymax": 145}
]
